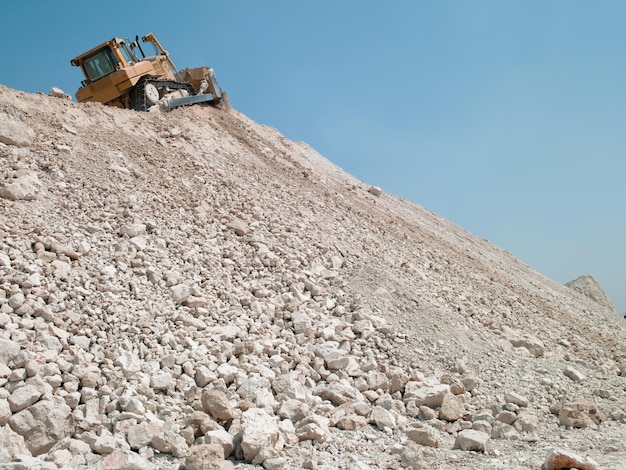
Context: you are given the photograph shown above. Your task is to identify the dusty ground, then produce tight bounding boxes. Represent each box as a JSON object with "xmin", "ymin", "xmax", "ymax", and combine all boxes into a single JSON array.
[{"xmin": 0, "ymin": 84, "xmax": 625, "ymax": 469}]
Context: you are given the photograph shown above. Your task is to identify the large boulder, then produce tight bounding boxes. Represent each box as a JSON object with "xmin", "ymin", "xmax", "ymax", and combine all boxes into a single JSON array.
[
  {"xmin": 0, "ymin": 174, "xmax": 42, "ymax": 201},
  {"xmin": 0, "ymin": 113, "xmax": 35, "ymax": 147},
  {"xmin": 8, "ymin": 399, "xmax": 74, "ymax": 455}
]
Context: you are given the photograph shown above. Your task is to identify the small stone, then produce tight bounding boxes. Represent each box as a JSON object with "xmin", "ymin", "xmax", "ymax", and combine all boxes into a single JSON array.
[
  {"xmin": 295, "ymin": 414, "xmax": 331, "ymax": 442},
  {"xmin": 563, "ymin": 365, "xmax": 586, "ymax": 382},
  {"xmin": 503, "ymin": 327, "xmax": 545, "ymax": 357},
  {"xmin": 491, "ymin": 422, "xmax": 518, "ymax": 440},
  {"xmin": 401, "ymin": 444, "xmax": 435, "ymax": 469},
  {"xmin": 439, "ymin": 393, "xmax": 464, "ymax": 422},
  {"xmin": 403, "ymin": 383, "xmax": 450, "ymax": 407},
  {"xmin": 230, "ymin": 340, "xmax": 253, "ymax": 357},
  {"xmin": 151, "ymin": 429, "xmax": 188, "ymax": 458},
  {"xmin": 49, "ymin": 87, "xmax": 71, "ymax": 99},
  {"xmin": 226, "ymin": 219, "xmax": 250, "ymax": 236},
  {"xmin": 0, "ymin": 398, "xmax": 12, "ymax": 425},
  {"xmin": 504, "ymin": 391, "xmax": 529, "ymax": 407},
  {"xmin": 472, "ymin": 420, "xmax": 492, "ymax": 434},
  {"xmin": 514, "ymin": 412, "xmax": 539, "ymax": 433},
  {"xmin": 195, "ymin": 365, "xmax": 216, "ymax": 387},
  {"xmin": 201, "ymin": 389, "xmax": 235, "ymax": 422},
  {"xmin": 264, "ymin": 457, "xmax": 288, "ymax": 470},
  {"xmin": 0, "ymin": 174, "xmax": 42, "ymax": 200},
  {"xmin": 240, "ymin": 408, "xmax": 280, "ymax": 462},
  {"xmin": 544, "ymin": 448, "xmax": 599, "ymax": 470},
  {"xmin": 8, "ymin": 384, "xmax": 43, "ymax": 412},
  {"xmin": 495, "ymin": 410, "xmax": 517, "ymax": 425},
  {"xmin": 186, "ymin": 443, "xmax": 225, "ymax": 470},
  {"xmin": 368, "ymin": 186, "xmax": 383, "ymax": 196},
  {"xmin": 371, "ymin": 405, "xmax": 396, "ymax": 430},
  {"xmin": 127, "ymin": 422, "xmax": 161, "ymax": 450},
  {"xmin": 203, "ymin": 428, "xmax": 235, "ymax": 458},
  {"xmin": 453, "ymin": 430, "xmax": 490, "ymax": 453},
  {"xmin": 170, "ymin": 284, "xmax": 192, "ymax": 304},
  {"xmin": 150, "ymin": 370, "xmax": 173, "ymax": 392},
  {"xmin": 291, "ymin": 311, "xmax": 312, "ymax": 335},
  {"xmin": 277, "ymin": 399, "xmax": 309, "ymax": 422},
  {"xmin": 336, "ymin": 414, "xmax": 367, "ymax": 431},
  {"xmin": 417, "ymin": 405, "xmax": 437, "ymax": 421},
  {"xmin": 406, "ymin": 425, "xmax": 441, "ymax": 448},
  {"xmin": 114, "ymin": 351, "xmax": 141, "ymax": 377},
  {"xmin": 91, "ymin": 432, "xmax": 121, "ymax": 454},
  {"xmin": 99, "ymin": 448, "xmax": 153, "ymax": 470},
  {"xmin": 321, "ymin": 380, "xmax": 361, "ymax": 406},
  {"xmin": 461, "ymin": 376, "xmax": 480, "ymax": 392},
  {"xmin": 119, "ymin": 223, "xmax": 146, "ymax": 237}
]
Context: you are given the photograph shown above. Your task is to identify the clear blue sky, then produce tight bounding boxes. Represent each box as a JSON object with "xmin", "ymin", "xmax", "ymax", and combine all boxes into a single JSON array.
[{"xmin": 2, "ymin": 1, "xmax": 624, "ymax": 314}]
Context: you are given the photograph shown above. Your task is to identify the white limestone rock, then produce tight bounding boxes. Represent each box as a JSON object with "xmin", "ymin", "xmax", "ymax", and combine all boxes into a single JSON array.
[
  {"xmin": 505, "ymin": 392, "xmax": 529, "ymax": 407},
  {"xmin": 8, "ymin": 384, "xmax": 43, "ymax": 412},
  {"xmin": 335, "ymin": 414, "xmax": 367, "ymax": 431},
  {"xmin": 186, "ymin": 443, "xmax": 226, "ymax": 470},
  {"xmin": 454, "ymin": 430, "xmax": 490, "ymax": 453},
  {"xmin": 119, "ymin": 223, "xmax": 147, "ymax": 238},
  {"xmin": 126, "ymin": 421, "xmax": 163, "ymax": 450},
  {"xmin": 98, "ymin": 448, "xmax": 154, "ymax": 470},
  {"xmin": 8, "ymin": 398, "xmax": 74, "ymax": 456},
  {"xmin": 295, "ymin": 414, "xmax": 330, "ymax": 442},
  {"xmin": 406, "ymin": 424, "xmax": 442, "ymax": 448},
  {"xmin": 0, "ymin": 424, "xmax": 30, "ymax": 458},
  {"xmin": 502, "ymin": 327, "xmax": 545, "ymax": 357},
  {"xmin": 240, "ymin": 408, "xmax": 280, "ymax": 462},
  {"xmin": 114, "ymin": 351, "xmax": 142, "ymax": 378},
  {"xmin": 0, "ymin": 114, "xmax": 35, "ymax": 147},
  {"xmin": 150, "ymin": 370, "xmax": 174, "ymax": 392},
  {"xmin": 201, "ymin": 389, "xmax": 235, "ymax": 422},
  {"xmin": 151, "ymin": 428, "xmax": 189, "ymax": 458},
  {"xmin": 544, "ymin": 447, "xmax": 599, "ymax": 470},
  {"xmin": 371, "ymin": 405, "xmax": 397, "ymax": 430},
  {"xmin": 202, "ymin": 428, "xmax": 235, "ymax": 458},
  {"xmin": 291, "ymin": 311, "xmax": 312, "ymax": 335},
  {"xmin": 170, "ymin": 284, "xmax": 192, "ymax": 304},
  {"xmin": 439, "ymin": 392, "xmax": 464, "ymax": 422},
  {"xmin": 320, "ymin": 380, "xmax": 362, "ymax": 406},
  {"xmin": 226, "ymin": 219, "xmax": 250, "ymax": 236},
  {"xmin": 368, "ymin": 186, "xmax": 383, "ymax": 196},
  {"xmin": 0, "ymin": 338, "xmax": 20, "ymax": 365},
  {"xmin": 403, "ymin": 382, "xmax": 450, "ymax": 408},
  {"xmin": 48, "ymin": 87, "xmax": 71, "ymax": 100},
  {"xmin": 0, "ymin": 174, "xmax": 42, "ymax": 201},
  {"xmin": 563, "ymin": 365, "xmax": 586, "ymax": 382}
]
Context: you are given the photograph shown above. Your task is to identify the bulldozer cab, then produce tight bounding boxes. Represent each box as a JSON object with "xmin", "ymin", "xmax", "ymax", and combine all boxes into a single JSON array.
[{"xmin": 73, "ymin": 38, "xmax": 135, "ymax": 85}]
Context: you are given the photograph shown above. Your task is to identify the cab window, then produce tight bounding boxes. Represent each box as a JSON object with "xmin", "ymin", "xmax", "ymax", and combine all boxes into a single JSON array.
[
  {"xmin": 83, "ymin": 48, "xmax": 117, "ymax": 81},
  {"xmin": 119, "ymin": 43, "xmax": 137, "ymax": 65}
]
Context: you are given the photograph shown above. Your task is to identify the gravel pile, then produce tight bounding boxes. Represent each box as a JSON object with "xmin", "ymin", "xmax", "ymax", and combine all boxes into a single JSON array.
[{"xmin": 0, "ymin": 84, "xmax": 625, "ymax": 469}]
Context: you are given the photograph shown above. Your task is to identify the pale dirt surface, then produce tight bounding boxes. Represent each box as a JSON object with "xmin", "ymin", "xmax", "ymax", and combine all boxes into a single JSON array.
[{"xmin": 0, "ymin": 84, "xmax": 625, "ymax": 469}]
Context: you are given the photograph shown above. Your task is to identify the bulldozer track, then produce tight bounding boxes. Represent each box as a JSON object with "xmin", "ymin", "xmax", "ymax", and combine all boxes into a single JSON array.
[{"xmin": 130, "ymin": 77, "xmax": 196, "ymax": 111}]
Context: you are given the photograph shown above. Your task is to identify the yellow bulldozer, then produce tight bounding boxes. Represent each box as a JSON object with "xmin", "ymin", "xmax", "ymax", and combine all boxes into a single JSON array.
[{"xmin": 70, "ymin": 33, "xmax": 226, "ymax": 111}]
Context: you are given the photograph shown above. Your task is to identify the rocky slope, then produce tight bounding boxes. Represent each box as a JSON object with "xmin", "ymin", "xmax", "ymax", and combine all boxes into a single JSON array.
[{"xmin": 0, "ymin": 84, "xmax": 625, "ymax": 469}]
